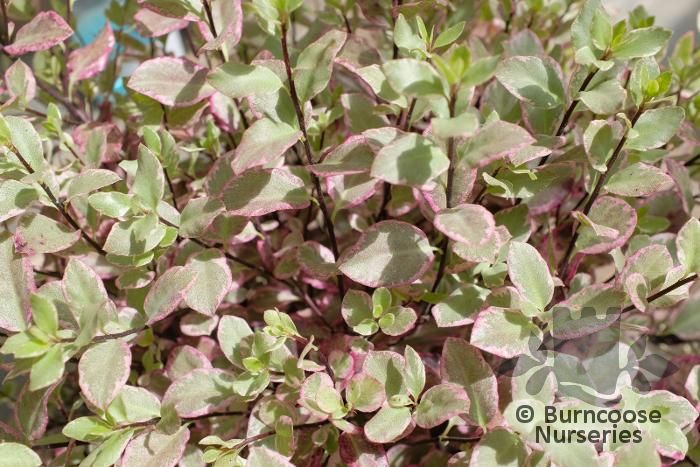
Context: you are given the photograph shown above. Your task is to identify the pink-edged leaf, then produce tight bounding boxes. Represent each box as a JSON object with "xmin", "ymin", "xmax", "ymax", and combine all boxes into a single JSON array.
[
  {"xmin": 221, "ymin": 168, "xmax": 310, "ymax": 217},
  {"xmin": 471, "ymin": 307, "xmax": 542, "ymax": 358},
  {"xmin": 364, "ymin": 405, "xmax": 414, "ymax": 443},
  {"xmin": 470, "ymin": 429, "xmax": 528, "ymax": 466},
  {"xmin": 14, "ymin": 213, "xmax": 81, "ymax": 255},
  {"xmin": 180, "ymin": 312, "xmax": 219, "ymax": 337},
  {"xmin": 4, "ymin": 60, "xmax": 36, "ymax": 104},
  {"xmin": 452, "ymin": 224, "xmax": 511, "ymax": 265},
  {"xmin": 67, "ymin": 23, "xmax": 115, "ymax": 82},
  {"xmin": 327, "ymin": 174, "xmax": 381, "ymax": 211},
  {"xmin": 378, "ymin": 306, "xmax": 417, "ymax": 336},
  {"xmin": 434, "ymin": 203, "xmax": 496, "ymax": 246},
  {"xmin": 550, "ymin": 284, "xmax": 625, "ymax": 339},
  {"xmin": 311, "ymin": 135, "xmax": 375, "ymax": 177},
  {"xmin": 127, "ymin": 57, "xmax": 215, "ymax": 107},
  {"xmin": 507, "ymin": 242, "xmax": 554, "ymax": 311},
  {"xmin": 617, "ymin": 244, "xmax": 673, "ymax": 290},
  {"xmin": 460, "ymin": 120, "xmax": 535, "ymax": 168},
  {"xmin": 122, "ymin": 425, "xmax": 190, "ymax": 467},
  {"xmin": 15, "ymin": 382, "xmax": 55, "ymax": 441},
  {"xmin": 162, "ymin": 368, "xmax": 236, "ymax": 418},
  {"xmin": 414, "ymin": 382, "xmax": 469, "ymax": 429},
  {"xmin": 441, "ymin": 338, "xmax": 499, "ymax": 427},
  {"xmin": 4, "ymin": 11, "xmax": 73, "ymax": 56},
  {"xmin": 298, "ymin": 241, "xmax": 337, "ymax": 279},
  {"xmin": 300, "ymin": 372, "xmax": 341, "ymax": 418},
  {"xmin": 338, "ymin": 221, "xmax": 434, "ymax": 287},
  {"xmin": 0, "ymin": 231, "xmax": 34, "ymax": 332},
  {"xmin": 144, "ymin": 266, "xmax": 198, "ymax": 325},
  {"xmin": 432, "ymin": 284, "xmax": 488, "ymax": 328},
  {"xmin": 346, "ymin": 373, "xmax": 385, "ymax": 413},
  {"xmin": 575, "ymin": 196, "xmax": 637, "ymax": 255},
  {"xmin": 165, "ymin": 345, "xmax": 213, "ymax": 381},
  {"xmin": 183, "ymin": 249, "xmax": 232, "ymax": 316},
  {"xmin": 196, "ymin": 0, "xmax": 242, "ymax": 51},
  {"xmin": 136, "ymin": 0, "xmax": 203, "ymax": 21},
  {"xmin": 134, "ymin": 8, "xmax": 189, "ymax": 37},
  {"xmin": 604, "ymin": 162, "xmax": 674, "ymax": 197},
  {"xmin": 247, "ymin": 446, "xmax": 295, "ymax": 467},
  {"xmin": 339, "ymin": 432, "xmax": 389, "ymax": 467},
  {"xmin": 78, "ymin": 340, "xmax": 131, "ymax": 410},
  {"xmin": 625, "ymin": 272, "xmax": 649, "ymax": 312},
  {"xmin": 231, "ymin": 118, "xmax": 301, "ymax": 174},
  {"xmin": 370, "ymin": 133, "xmax": 449, "ymax": 189}
]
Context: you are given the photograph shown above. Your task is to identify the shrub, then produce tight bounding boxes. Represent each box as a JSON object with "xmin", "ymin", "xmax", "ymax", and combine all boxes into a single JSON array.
[{"xmin": 0, "ymin": 0, "xmax": 699, "ymax": 465}]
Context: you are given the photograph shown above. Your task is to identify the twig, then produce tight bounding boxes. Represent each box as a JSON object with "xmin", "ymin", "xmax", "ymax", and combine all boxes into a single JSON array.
[
  {"xmin": 558, "ymin": 103, "xmax": 645, "ymax": 276},
  {"xmin": 11, "ymin": 146, "xmax": 107, "ymax": 256},
  {"xmin": 280, "ymin": 21, "xmax": 344, "ymax": 298}
]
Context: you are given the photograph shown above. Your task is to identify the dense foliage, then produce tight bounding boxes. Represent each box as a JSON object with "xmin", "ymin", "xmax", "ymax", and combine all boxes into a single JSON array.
[{"xmin": 0, "ymin": 0, "xmax": 700, "ymax": 465}]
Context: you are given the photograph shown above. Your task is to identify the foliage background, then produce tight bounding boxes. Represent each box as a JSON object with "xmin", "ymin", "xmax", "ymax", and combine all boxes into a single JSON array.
[{"xmin": 0, "ymin": 0, "xmax": 699, "ymax": 465}]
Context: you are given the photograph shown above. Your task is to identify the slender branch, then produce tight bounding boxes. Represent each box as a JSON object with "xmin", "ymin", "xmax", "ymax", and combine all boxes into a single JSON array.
[
  {"xmin": 539, "ymin": 65, "xmax": 602, "ymax": 166},
  {"xmin": 10, "ymin": 146, "xmax": 107, "ymax": 256},
  {"xmin": 163, "ymin": 168, "xmax": 179, "ymax": 211},
  {"xmin": 558, "ymin": 104, "xmax": 645, "ymax": 276},
  {"xmin": 0, "ymin": 0, "xmax": 8, "ymax": 45},
  {"xmin": 35, "ymin": 78, "xmax": 88, "ymax": 122},
  {"xmin": 421, "ymin": 90, "xmax": 458, "ymax": 316},
  {"xmin": 280, "ymin": 21, "xmax": 344, "ymax": 298},
  {"xmin": 621, "ymin": 274, "xmax": 698, "ymax": 314}
]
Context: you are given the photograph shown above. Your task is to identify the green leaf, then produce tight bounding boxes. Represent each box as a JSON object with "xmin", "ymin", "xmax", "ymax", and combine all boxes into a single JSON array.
[
  {"xmin": 15, "ymin": 213, "xmax": 81, "ymax": 254},
  {"xmin": 30, "ymin": 294, "xmax": 57, "ymax": 336},
  {"xmin": 578, "ymin": 79, "xmax": 626, "ymax": 114},
  {"xmin": 590, "ymin": 8, "xmax": 613, "ymax": 50},
  {"xmin": 5, "ymin": 116, "xmax": 45, "ymax": 172},
  {"xmin": 217, "ymin": 315, "xmax": 253, "ymax": 366},
  {"xmin": 62, "ymin": 416, "xmax": 113, "ymax": 442},
  {"xmin": 221, "ymin": 168, "xmax": 310, "ymax": 217},
  {"xmin": 346, "ymin": 373, "xmax": 385, "ymax": 412},
  {"xmin": 0, "ymin": 232, "xmax": 32, "ymax": 332},
  {"xmin": 378, "ymin": 306, "xmax": 416, "ymax": 336},
  {"xmin": 247, "ymin": 446, "xmax": 294, "ymax": 467},
  {"xmin": 144, "ymin": 266, "xmax": 197, "ymax": 325},
  {"xmin": 231, "ymin": 118, "xmax": 301, "ymax": 174},
  {"xmin": 106, "ymin": 385, "xmax": 162, "ymax": 424},
  {"xmin": 127, "ymin": 57, "xmax": 214, "ymax": 107},
  {"xmin": 462, "ymin": 55, "xmax": 500, "ymax": 88},
  {"xmin": 677, "ymin": 218, "xmax": 700, "ymax": 274},
  {"xmin": 293, "ymin": 30, "xmax": 347, "ymax": 103},
  {"xmin": 364, "ymin": 405, "xmax": 413, "ymax": 443},
  {"xmin": 81, "ymin": 429, "xmax": 135, "ymax": 467},
  {"xmin": 382, "ymin": 59, "xmax": 447, "ymax": 97},
  {"xmin": 471, "ymin": 308, "xmax": 542, "ymax": 358},
  {"xmin": 0, "ymin": 443, "xmax": 41, "ymax": 467},
  {"xmin": 432, "ymin": 284, "xmax": 489, "ymax": 327},
  {"xmin": 459, "ymin": 120, "xmax": 535, "ymax": 168},
  {"xmin": 370, "ymin": 133, "xmax": 449, "ymax": 188},
  {"xmin": 79, "ymin": 340, "xmax": 131, "ymax": 410},
  {"xmin": 0, "ymin": 180, "xmax": 37, "ymax": 223},
  {"xmin": 414, "ymin": 383, "xmax": 469, "ymax": 429},
  {"xmin": 441, "ymin": 338, "xmax": 498, "ymax": 427},
  {"xmin": 341, "ymin": 290, "xmax": 375, "ymax": 336},
  {"xmin": 470, "ymin": 429, "xmax": 528, "ymax": 467},
  {"xmin": 403, "ymin": 346, "xmax": 425, "ymax": 399},
  {"xmin": 434, "ymin": 203, "xmax": 496, "ymax": 246},
  {"xmin": 604, "ymin": 162, "xmax": 673, "ymax": 197},
  {"xmin": 104, "ymin": 214, "xmax": 167, "ymax": 256},
  {"xmin": 624, "ymin": 106, "xmax": 684, "ymax": 151},
  {"xmin": 611, "ymin": 27, "xmax": 672, "ymax": 59},
  {"xmin": 507, "ymin": 242, "xmax": 554, "ymax": 311},
  {"xmin": 122, "ymin": 425, "xmax": 190, "ymax": 466},
  {"xmin": 393, "ymin": 14, "xmax": 424, "ymax": 52},
  {"xmin": 208, "ymin": 63, "xmax": 283, "ymax": 98},
  {"xmin": 338, "ymin": 221, "xmax": 434, "ymax": 287},
  {"xmin": 434, "ymin": 21, "xmax": 465, "ymax": 48},
  {"xmin": 63, "ymin": 258, "xmax": 114, "ymax": 333},
  {"xmin": 583, "ymin": 120, "xmax": 619, "ymax": 172},
  {"xmin": 571, "ymin": 0, "xmax": 604, "ymax": 52},
  {"xmin": 30, "ymin": 345, "xmax": 67, "ymax": 391},
  {"xmin": 495, "ymin": 56, "xmax": 565, "ymax": 109},
  {"xmin": 178, "ymin": 197, "xmax": 224, "ymax": 238},
  {"xmin": 183, "ymin": 249, "xmax": 231, "ymax": 316},
  {"xmin": 66, "ymin": 169, "xmax": 121, "ymax": 201},
  {"xmin": 133, "ymin": 145, "xmax": 164, "ymax": 211},
  {"xmin": 88, "ymin": 192, "xmax": 133, "ymax": 218},
  {"xmin": 163, "ymin": 368, "xmax": 236, "ymax": 417}
]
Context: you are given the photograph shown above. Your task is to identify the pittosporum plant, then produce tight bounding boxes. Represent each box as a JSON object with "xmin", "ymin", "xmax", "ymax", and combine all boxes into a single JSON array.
[{"xmin": 0, "ymin": 0, "xmax": 699, "ymax": 465}]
